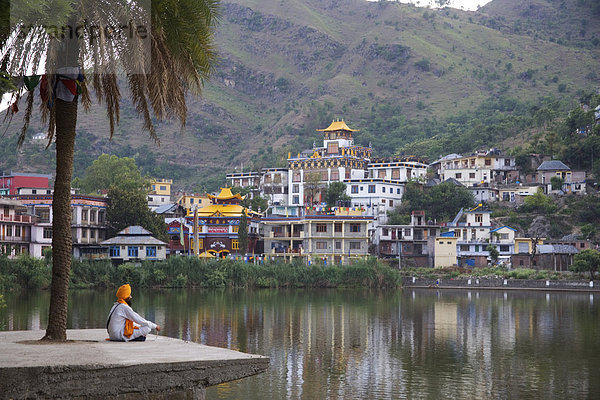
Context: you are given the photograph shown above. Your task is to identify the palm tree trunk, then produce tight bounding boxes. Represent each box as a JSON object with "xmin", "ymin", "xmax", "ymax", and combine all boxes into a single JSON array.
[{"xmin": 42, "ymin": 98, "xmax": 77, "ymax": 341}]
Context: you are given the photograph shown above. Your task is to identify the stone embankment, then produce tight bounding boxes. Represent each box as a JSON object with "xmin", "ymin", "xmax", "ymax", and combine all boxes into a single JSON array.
[
  {"xmin": 403, "ymin": 277, "xmax": 600, "ymax": 291},
  {"xmin": 0, "ymin": 329, "xmax": 269, "ymax": 399}
]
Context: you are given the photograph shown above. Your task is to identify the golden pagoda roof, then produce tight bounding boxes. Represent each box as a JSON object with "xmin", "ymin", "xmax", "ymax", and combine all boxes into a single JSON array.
[
  {"xmin": 207, "ymin": 187, "xmax": 245, "ymax": 201},
  {"xmin": 195, "ymin": 204, "xmax": 245, "ymax": 217},
  {"xmin": 316, "ymin": 120, "xmax": 359, "ymax": 132}
]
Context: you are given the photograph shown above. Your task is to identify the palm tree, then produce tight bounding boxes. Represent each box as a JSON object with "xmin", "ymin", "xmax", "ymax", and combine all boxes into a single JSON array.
[{"xmin": 2, "ymin": 0, "xmax": 218, "ymax": 340}]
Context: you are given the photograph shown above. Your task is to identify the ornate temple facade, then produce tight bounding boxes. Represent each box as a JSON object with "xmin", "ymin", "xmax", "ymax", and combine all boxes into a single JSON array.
[{"xmin": 186, "ymin": 188, "xmax": 259, "ymax": 257}]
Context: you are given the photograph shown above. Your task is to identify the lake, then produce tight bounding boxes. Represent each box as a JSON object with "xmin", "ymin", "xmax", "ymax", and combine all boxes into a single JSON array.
[{"xmin": 1, "ymin": 288, "xmax": 599, "ymax": 399}]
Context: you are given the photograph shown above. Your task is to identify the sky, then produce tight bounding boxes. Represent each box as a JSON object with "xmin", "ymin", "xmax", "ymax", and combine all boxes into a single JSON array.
[{"xmin": 370, "ymin": 0, "xmax": 493, "ymax": 11}]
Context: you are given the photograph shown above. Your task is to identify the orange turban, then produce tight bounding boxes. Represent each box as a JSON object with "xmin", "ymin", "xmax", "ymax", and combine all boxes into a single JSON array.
[{"xmin": 116, "ymin": 284, "xmax": 131, "ymax": 300}]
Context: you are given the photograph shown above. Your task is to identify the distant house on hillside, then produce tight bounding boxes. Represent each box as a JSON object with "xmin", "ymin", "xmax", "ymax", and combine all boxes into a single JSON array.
[
  {"xmin": 101, "ymin": 226, "xmax": 167, "ymax": 264},
  {"xmin": 536, "ymin": 160, "xmax": 585, "ymax": 195}
]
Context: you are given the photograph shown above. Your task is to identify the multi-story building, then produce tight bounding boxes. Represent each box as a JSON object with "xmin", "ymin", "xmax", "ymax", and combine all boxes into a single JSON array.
[
  {"xmin": 287, "ymin": 120, "xmax": 371, "ymax": 207},
  {"xmin": 444, "ymin": 205, "xmax": 493, "ymax": 267},
  {"xmin": 176, "ymin": 193, "xmax": 211, "ymax": 212},
  {"xmin": 261, "ymin": 207, "xmax": 373, "ymax": 265},
  {"xmin": 438, "ymin": 149, "xmax": 518, "ymax": 188},
  {"xmin": 148, "ymin": 178, "xmax": 173, "ymax": 210},
  {"xmin": 536, "ymin": 160, "xmax": 586, "ymax": 194},
  {"xmin": 260, "ymin": 168, "xmax": 289, "ymax": 207},
  {"xmin": 0, "ymin": 172, "xmax": 51, "ymax": 196},
  {"xmin": 345, "ymin": 179, "xmax": 404, "ymax": 225},
  {"xmin": 0, "ymin": 198, "xmax": 33, "ymax": 258},
  {"xmin": 489, "ymin": 226, "xmax": 517, "ymax": 263},
  {"xmin": 374, "ymin": 210, "xmax": 442, "ymax": 267},
  {"xmin": 15, "ymin": 193, "xmax": 108, "ymax": 259}
]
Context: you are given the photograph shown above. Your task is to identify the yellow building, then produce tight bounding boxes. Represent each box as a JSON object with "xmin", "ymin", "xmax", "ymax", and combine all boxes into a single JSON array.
[
  {"xmin": 434, "ymin": 235, "xmax": 458, "ymax": 268},
  {"xmin": 150, "ymin": 178, "xmax": 172, "ymax": 196},
  {"xmin": 177, "ymin": 193, "xmax": 211, "ymax": 211}
]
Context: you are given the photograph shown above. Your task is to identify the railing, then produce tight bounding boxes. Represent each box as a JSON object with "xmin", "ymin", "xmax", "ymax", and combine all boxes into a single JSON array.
[
  {"xmin": 0, "ymin": 215, "xmax": 32, "ymax": 223},
  {"xmin": 0, "ymin": 236, "xmax": 30, "ymax": 243}
]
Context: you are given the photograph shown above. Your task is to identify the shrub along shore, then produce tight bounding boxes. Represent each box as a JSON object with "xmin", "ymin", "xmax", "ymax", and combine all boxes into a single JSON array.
[{"xmin": 0, "ymin": 255, "xmax": 593, "ymax": 292}]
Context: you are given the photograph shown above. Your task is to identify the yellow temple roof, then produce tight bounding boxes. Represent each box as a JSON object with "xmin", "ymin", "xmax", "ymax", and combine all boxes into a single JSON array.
[
  {"xmin": 316, "ymin": 120, "xmax": 359, "ymax": 132},
  {"xmin": 207, "ymin": 187, "xmax": 245, "ymax": 201},
  {"xmin": 196, "ymin": 204, "xmax": 245, "ymax": 217}
]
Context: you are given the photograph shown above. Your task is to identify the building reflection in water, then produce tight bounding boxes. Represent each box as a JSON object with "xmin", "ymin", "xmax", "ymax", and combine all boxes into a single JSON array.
[{"xmin": 1, "ymin": 289, "xmax": 598, "ymax": 399}]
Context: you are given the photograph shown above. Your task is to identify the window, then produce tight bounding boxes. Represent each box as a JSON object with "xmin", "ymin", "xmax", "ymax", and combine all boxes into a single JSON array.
[
  {"xmin": 382, "ymin": 187, "xmax": 386, "ymax": 193},
  {"xmin": 331, "ymin": 170, "xmax": 339, "ymax": 181},
  {"xmin": 128, "ymin": 246, "xmax": 139, "ymax": 258},
  {"xmin": 146, "ymin": 246, "xmax": 157, "ymax": 257},
  {"xmin": 82, "ymin": 229, "xmax": 87, "ymax": 238},
  {"xmin": 190, "ymin": 198, "xmax": 194, "ymax": 204},
  {"xmin": 485, "ymin": 159, "xmax": 491, "ymax": 166},
  {"xmin": 264, "ymin": 175, "xmax": 272, "ymax": 183},
  {"xmin": 392, "ymin": 169, "xmax": 400, "ymax": 179},
  {"xmin": 349, "ymin": 241, "xmax": 361, "ymax": 250},
  {"xmin": 335, "ymin": 223, "xmax": 342, "ymax": 233},
  {"xmin": 500, "ymin": 245, "xmax": 510, "ymax": 252},
  {"xmin": 321, "ymin": 171, "xmax": 328, "ymax": 181},
  {"xmin": 327, "ymin": 142, "xmax": 339, "ymax": 154},
  {"xmin": 232, "ymin": 240, "xmax": 240, "ymax": 250},
  {"xmin": 349, "ymin": 224, "xmax": 361, "ymax": 233},
  {"xmin": 14, "ymin": 226, "xmax": 21, "ymax": 237},
  {"xmin": 110, "ymin": 246, "xmax": 120, "ymax": 257},
  {"xmin": 455, "ymin": 173, "xmax": 462, "ymax": 179},
  {"xmin": 351, "ymin": 185, "xmax": 359, "ymax": 194},
  {"xmin": 389, "ymin": 200, "xmax": 393, "ymax": 207},
  {"xmin": 98, "ymin": 211, "xmax": 105, "ymax": 223},
  {"xmin": 500, "ymin": 233, "xmax": 509, "ymax": 240},
  {"xmin": 160, "ymin": 186, "xmax": 167, "ymax": 191},
  {"xmin": 460, "ymin": 245, "xmax": 470, "ymax": 251},
  {"xmin": 32, "ymin": 189, "xmax": 37, "ymax": 194},
  {"xmin": 397, "ymin": 188, "xmax": 401, "ymax": 194},
  {"xmin": 469, "ymin": 173, "xmax": 475, "ymax": 179},
  {"xmin": 293, "ymin": 172, "xmax": 301, "ymax": 182},
  {"xmin": 404, "ymin": 228, "xmax": 411, "ymax": 236},
  {"xmin": 90, "ymin": 230, "xmax": 95, "ymax": 239},
  {"xmin": 335, "ymin": 241, "xmax": 342, "ymax": 250},
  {"xmin": 475, "ymin": 214, "xmax": 483, "ymax": 223},
  {"xmin": 43, "ymin": 227, "xmax": 53, "ymax": 239},
  {"xmin": 382, "ymin": 228, "xmax": 388, "ymax": 236},
  {"xmin": 293, "ymin": 184, "xmax": 299, "ymax": 193},
  {"xmin": 316, "ymin": 241, "xmax": 327, "ymax": 250},
  {"xmin": 368, "ymin": 185, "xmax": 375, "ymax": 193},
  {"xmin": 82, "ymin": 209, "xmax": 88, "ymax": 221},
  {"xmin": 378, "ymin": 170, "xmax": 386, "ymax": 179},
  {"xmin": 316, "ymin": 224, "xmax": 327, "ymax": 233},
  {"xmin": 90, "ymin": 209, "xmax": 97, "ymax": 223},
  {"xmin": 292, "ymin": 196, "xmax": 299, "ymax": 204},
  {"xmin": 233, "ymin": 226, "xmax": 239, "ymax": 233}
]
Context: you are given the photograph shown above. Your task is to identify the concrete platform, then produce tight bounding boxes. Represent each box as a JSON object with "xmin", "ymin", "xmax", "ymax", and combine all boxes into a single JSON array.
[{"xmin": 0, "ymin": 329, "xmax": 269, "ymax": 399}]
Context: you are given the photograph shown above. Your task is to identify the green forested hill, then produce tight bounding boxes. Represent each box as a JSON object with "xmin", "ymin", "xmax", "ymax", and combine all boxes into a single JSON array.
[{"xmin": 1, "ymin": 0, "xmax": 598, "ymax": 190}]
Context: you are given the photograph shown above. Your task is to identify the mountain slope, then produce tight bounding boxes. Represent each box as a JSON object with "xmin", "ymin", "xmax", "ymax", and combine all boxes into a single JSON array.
[{"xmin": 2, "ymin": 0, "xmax": 598, "ymax": 190}]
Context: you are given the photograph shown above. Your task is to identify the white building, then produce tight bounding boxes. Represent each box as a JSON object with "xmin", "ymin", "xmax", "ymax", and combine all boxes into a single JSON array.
[{"xmin": 101, "ymin": 226, "xmax": 167, "ymax": 262}]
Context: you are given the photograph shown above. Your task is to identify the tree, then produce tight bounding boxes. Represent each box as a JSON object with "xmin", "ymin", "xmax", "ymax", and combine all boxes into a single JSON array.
[
  {"xmin": 570, "ymin": 249, "xmax": 600, "ymax": 280},
  {"xmin": 304, "ymin": 172, "xmax": 324, "ymax": 206},
  {"xmin": 238, "ymin": 210, "xmax": 248, "ymax": 255},
  {"xmin": 3, "ymin": 0, "xmax": 218, "ymax": 340},
  {"xmin": 325, "ymin": 182, "xmax": 350, "ymax": 207},
  {"xmin": 398, "ymin": 181, "xmax": 475, "ymax": 222},
  {"xmin": 550, "ymin": 176, "xmax": 564, "ymax": 191},
  {"xmin": 106, "ymin": 186, "xmax": 168, "ymax": 242},
  {"xmin": 522, "ymin": 188, "xmax": 556, "ymax": 213},
  {"xmin": 77, "ymin": 154, "xmax": 146, "ymax": 194},
  {"xmin": 486, "ymin": 244, "xmax": 499, "ymax": 265}
]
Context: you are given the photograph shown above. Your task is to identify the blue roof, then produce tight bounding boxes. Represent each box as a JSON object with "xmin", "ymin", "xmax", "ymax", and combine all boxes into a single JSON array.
[
  {"xmin": 490, "ymin": 226, "xmax": 517, "ymax": 233},
  {"xmin": 440, "ymin": 231, "xmax": 455, "ymax": 237}
]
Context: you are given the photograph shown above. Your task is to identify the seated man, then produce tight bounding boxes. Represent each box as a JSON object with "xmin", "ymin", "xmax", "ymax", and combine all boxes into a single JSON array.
[{"xmin": 107, "ymin": 284, "xmax": 160, "ymax": 342}]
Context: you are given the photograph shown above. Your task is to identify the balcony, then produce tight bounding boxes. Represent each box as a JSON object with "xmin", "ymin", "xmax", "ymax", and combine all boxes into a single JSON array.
[{"xmin": 0, "ymin": 214, "xmax": 32, "ymax": 223}]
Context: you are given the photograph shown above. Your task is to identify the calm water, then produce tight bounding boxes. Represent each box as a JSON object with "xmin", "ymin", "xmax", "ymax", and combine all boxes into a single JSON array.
[{"xmin": 1, "ymin": 288, "xmax": 599, "ymax": 399}]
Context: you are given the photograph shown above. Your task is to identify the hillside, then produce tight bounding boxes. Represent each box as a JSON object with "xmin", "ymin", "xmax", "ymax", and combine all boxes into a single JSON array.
[{"xmin": 1, "ymin": 0, "xmax": 598, "ymax": 191}]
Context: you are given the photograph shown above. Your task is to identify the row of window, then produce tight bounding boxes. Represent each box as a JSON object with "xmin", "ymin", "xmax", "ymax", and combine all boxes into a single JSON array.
[
  {"xmin": 110, "ymin": 246, "xmax": 159, "ymax": 258},
  {"xmin": 1, "ymin": 225, "xmax": 23, "ymax": 237},
  {"xmin": 315, "ymin": 223, "xmax": 361, "ymax": 233},
  {"xmin": 459, "ymin": 244, "xmax": 510, "ymax": 252},
  {"xmin": 350, "ymin": 185, "xmax": 401, "ymax": 195},
  {"xmin": 315, "ymin": 241, "xmax": 362, "ymax": 250}
]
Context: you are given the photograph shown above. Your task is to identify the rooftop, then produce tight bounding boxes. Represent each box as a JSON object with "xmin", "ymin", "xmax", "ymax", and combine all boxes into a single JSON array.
[
  {"xmin": 537, "ymin": 160, "xmax": 571, "ymax": 171},
  {"xmin": 316, "ymin": 120, "xmax": 359, "ymax": 132}
]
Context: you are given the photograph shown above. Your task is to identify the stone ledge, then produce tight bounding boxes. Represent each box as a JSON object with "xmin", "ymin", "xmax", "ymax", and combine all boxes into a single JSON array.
[{"xmin": 0, "ymin": 330, "xmax": 269, "ymax": 399}]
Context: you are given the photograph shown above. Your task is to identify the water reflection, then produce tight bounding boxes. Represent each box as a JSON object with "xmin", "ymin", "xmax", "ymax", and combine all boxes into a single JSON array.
[{"xmin": 2, "ymin": 289, "xmax": 599, "ymax": 399}]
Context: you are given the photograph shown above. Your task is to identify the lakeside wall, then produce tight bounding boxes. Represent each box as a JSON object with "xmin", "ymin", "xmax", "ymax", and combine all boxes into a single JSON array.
[{"xmin": 403, "ymin": 277, "xmax": 600, "ymax": 291}]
